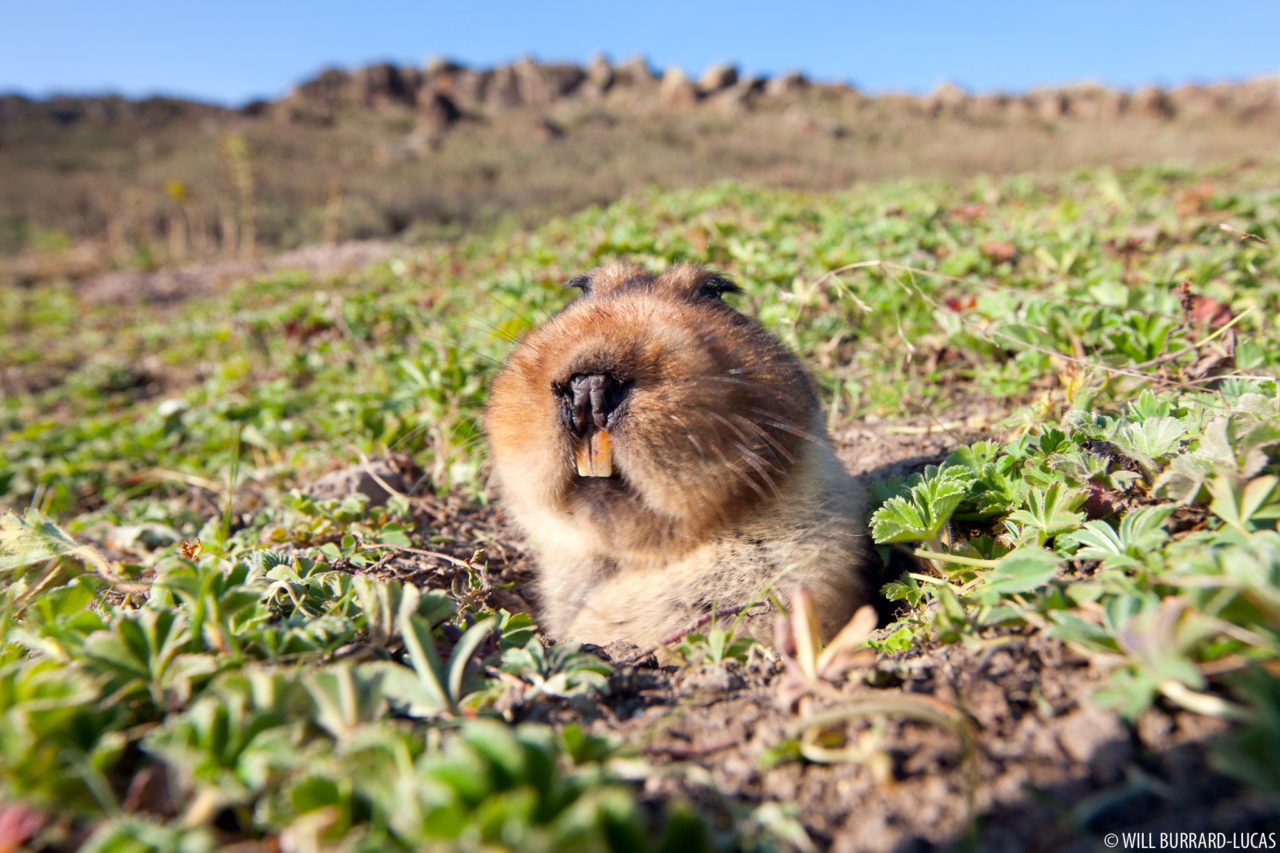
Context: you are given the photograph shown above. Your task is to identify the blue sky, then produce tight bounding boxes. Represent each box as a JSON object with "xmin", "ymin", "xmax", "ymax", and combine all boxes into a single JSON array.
[{"xmin": 3, "ymin": 1, "xmax": 1278, "ymax": 105}]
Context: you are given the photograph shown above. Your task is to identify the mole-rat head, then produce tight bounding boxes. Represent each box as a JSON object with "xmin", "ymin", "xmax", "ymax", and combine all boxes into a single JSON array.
[{"xmin": 487, "ymin": 263, "xmax": 820, "ymax": 548}]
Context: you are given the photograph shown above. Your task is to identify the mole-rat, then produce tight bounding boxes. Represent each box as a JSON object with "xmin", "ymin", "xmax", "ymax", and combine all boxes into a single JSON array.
[{"xmin": 487, "ymin": 263, "xmax": 870, "ymax": 648}]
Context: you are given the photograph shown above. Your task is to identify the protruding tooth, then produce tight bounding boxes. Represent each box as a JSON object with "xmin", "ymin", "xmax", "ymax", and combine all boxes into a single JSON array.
[
  {"xmin": 574, "ymin": 429, "xmax": 613, "ymax": 478},
  {"xmin": 591, "ymin": 430, "xmax": 613, "ymax": 477}
]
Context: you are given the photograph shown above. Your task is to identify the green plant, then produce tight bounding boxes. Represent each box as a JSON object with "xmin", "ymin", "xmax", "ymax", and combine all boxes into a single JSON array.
[
  {"xmin": 674, "ymin": 627, "xmax": 758, "ymax": 665},
  {"xmin": 5, "ymin": 158, "xmax": 1280, "ymax": 847},
  {"xmin": 499, "ymin": 639, "xmax": 612, "ymax": 701}
]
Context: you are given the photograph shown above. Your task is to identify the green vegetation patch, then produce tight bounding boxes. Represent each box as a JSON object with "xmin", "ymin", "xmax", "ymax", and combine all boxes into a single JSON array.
[{"xmin": 2, "ymin": 158, "xmax": 1280, "ymax": 847}]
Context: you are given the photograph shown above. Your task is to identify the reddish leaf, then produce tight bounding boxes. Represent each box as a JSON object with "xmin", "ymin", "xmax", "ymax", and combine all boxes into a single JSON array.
[
  {"xmin": 1189, "ymin": 295, "xmax": 1233, "ymax": 327},
  {"xmin": 0, "ymin": 803, "xmax": 45, "ymax": 853},
  {"xmin": 951, "ymin": 203, "xmax": 986, "ymax": 223},
  {"xmin": 980, "ymin": 240, "xmax": 1017, "ymax": 262}
]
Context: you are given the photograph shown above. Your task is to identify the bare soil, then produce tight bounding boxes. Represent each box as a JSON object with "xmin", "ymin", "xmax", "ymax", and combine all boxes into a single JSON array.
[{"xmin": 77, "ymin": 240, "xmax": 401, "ymax": 304}]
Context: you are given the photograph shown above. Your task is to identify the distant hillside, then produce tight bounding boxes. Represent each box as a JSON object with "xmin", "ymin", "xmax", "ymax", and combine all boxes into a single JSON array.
[
  {"xmin": 3, "ymin": 55, "xmax": 1279, "ymax": 282},
  {"xmin": 8, "ymin": 56, "xmax": 1280, "ymax": 126}
]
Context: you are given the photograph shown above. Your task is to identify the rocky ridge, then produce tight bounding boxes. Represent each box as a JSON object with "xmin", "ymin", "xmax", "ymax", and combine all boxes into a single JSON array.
[{"xmin": 3, "ymin": 55, "xmax": 1279, "ymax": 129}]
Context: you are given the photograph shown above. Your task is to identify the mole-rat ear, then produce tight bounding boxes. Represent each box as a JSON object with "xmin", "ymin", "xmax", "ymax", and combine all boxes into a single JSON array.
[
  {"xmin": 566, "ymin": 274, "xmax": 593, "ymax": 294},
  {"xmin": 699, "ymin": 274, "xmax": 742, "ymax": 300}
]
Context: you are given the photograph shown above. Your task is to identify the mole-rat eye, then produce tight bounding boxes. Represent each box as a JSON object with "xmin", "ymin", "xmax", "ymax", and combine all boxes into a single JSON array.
[
  {"xmin": 699, "ymin": 275, "xmax": 742, "ymax": 300},
  {"xmin": 566, "ymin": 275, "xmax": 593, "ymax": 294}
]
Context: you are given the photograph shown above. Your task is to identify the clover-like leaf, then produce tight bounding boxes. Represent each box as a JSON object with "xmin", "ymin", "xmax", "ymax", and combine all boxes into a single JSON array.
[
  {"xmin": 1065, "ymin": 504, "xmax": 1174, "ymax": 568},
  {"xmin": 1209, "ymin": 475, "xmax": 1280, "ymax": 535},
  {"xmin": 1005, "ymin": 482, "xmax": 1086, "ymax": 546},
  {"xmin": 501, "ymin": 639, "xmax": 611, "ymax": 700},
  {"xmin": 870, "ymin": 465, "xmax": 971, "ymax": 544},
  {"xmin": 1114, "ymin": 416, "xmax": 1188, "ymax": 466}
]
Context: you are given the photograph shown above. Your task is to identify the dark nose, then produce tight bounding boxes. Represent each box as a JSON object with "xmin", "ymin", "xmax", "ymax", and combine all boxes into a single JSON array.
[{"xmin": 559, "ymin": 374, "xmax": 629, "ymax": 434}]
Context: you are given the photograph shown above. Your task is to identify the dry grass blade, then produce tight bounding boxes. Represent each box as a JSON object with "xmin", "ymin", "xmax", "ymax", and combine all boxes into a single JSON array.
[
  {"xmin": 790, "ymin": 585, "xmax": 824, "ymax": 681},
  {"xmin": 816, "ymin": 604, "xmax": 877, "ymax": 675},
  {"xmin": 787, "ymin": 692, "xmax": 975, "ymax": 767}
]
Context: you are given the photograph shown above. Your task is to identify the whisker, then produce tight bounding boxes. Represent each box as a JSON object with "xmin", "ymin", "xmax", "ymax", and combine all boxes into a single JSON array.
[
  {"xmin": 706, "ymin": 438, "xmax": 769, "ymax": 511},
  {"xmin": 696, "ymin": 373, "xmax": 764, "ymax": 391},
  {"xmin": 744, "ymin": 406, "xmax": 826, "ymax": 446},
  {"xmin": 681, "ymin": 376, "xmax": 822, "ymax": 440},
  {"xmin": 679, "ymin": 409, "xmax": 782, "ymax": 505},
  {"xmin": 732, "ymin": 412, "xmax": 797, "ymax": 464},
  {"xmin": 707, "ymin": 410, "xmax": 757, "ymax": 449},
  {"xmin": 705, "ymin": 410, "xmax": 791, "ymax": 480},
  {"xmin": 734, "ymin": 442, "xmax": 784, "ymax": 500},
  {"xmin": 458, "ymin": 316, "xmax": 527, "ymax": 349}
]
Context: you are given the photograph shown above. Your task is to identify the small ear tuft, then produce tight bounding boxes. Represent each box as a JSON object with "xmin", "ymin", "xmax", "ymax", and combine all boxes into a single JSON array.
[
  {"xmin": 566, "ymin": 274, "xmax": 593, "ymax": 293},
  {"xmin": 699, "ymin": 275, "xmax": 742, "ymax": 300}
]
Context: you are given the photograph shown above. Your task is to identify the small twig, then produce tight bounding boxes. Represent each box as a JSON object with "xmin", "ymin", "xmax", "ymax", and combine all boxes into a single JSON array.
[
  {"xmin": 656, "ymin": 603, "xmax": 756, "ymax": 646},
  {"xmin": 1198, "ymin": 656, "xmax": 1280, "ymax": 678},
  {"xmin": 1128, "ymin": 342, "xmax": 1199, "ymax": 372},
  {"xmin": 351, "ymin": 448, "xmax": 414, "ymax": 502},
  {"xmin": 988, "ymin": 328, "xmax": 1234, "ymax": 393},
  {"xmin": 1181, "ymin": 371, "xmax": 1279, "ymax": 387},
  {"xmin": 1126, "ymin": 304, "xmax": 1255, "ymax": 372},
  {"xmin": 26, "ymin": 528, "xmax": 151, "ymax": 595},
  {"xmin": 364, "ymin": 542, "xmax": 476, "ymax": 570},
  {"xmin": 133, "ymin": 468, "xmax": 224, "ymax": 493},
  {"xmin": 365, "ymin": 551, "xmax": 399, "ymax": 576},
  {"xmin": 786, "ymin": 692, "xmax": 973, "ymax": 741},
  {"xmin": 912, "ymin": 549, "xmax": 1001, "ymax": 570},
  {"xmin": 321, "ymin": 642, "xmax": 377, "ymax": 664},
  {"xmin": 1160, "ymin": 680, "xmax": 1252, "ymax": 721},
  {"xmin": 1218, "ymin": 222, "xmax": 1270, "ymax": 245},
  {"xmin": 1193, "ymin": 304, "xmax": 1255, "ymax": 347},
  {"xmin": 653, "ymin": 737, "xmax": 740, "ymax": 759}
]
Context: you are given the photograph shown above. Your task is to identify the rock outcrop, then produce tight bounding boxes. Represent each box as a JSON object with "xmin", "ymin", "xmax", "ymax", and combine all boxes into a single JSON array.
[
  {"xmin": 658, "ymin": 67, "xmax": 699, "ymax": 108},
  {"xmin": 4, "ymin": 56, "xmax": 1279, "ymax": 129}
]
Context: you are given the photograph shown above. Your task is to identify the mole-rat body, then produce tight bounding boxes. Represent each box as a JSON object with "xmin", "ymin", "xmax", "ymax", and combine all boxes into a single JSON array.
[{"xmin": 487, "ymin": 263, "xmax": 869, "ymax": 647}]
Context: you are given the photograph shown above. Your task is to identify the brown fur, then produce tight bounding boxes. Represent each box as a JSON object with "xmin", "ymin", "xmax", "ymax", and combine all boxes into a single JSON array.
[{"xmin": 486, "ymin": 263, "xmax": 870, "ymax": 647}]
